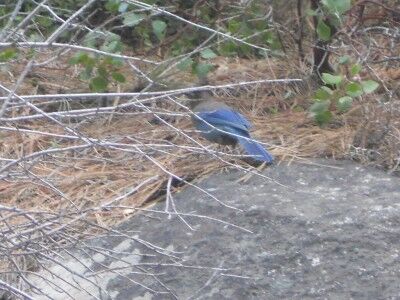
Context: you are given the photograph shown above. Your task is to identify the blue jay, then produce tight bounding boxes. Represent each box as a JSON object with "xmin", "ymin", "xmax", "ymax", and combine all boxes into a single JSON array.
[{"xmin": 188, "ymin": 90, "xmax": 274, "ymax": 164}]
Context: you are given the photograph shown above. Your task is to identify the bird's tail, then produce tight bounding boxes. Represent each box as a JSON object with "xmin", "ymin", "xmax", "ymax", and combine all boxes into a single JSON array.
[{"xmin": 238, "ymin": 137, "xmax": 274, "ymax": 164}]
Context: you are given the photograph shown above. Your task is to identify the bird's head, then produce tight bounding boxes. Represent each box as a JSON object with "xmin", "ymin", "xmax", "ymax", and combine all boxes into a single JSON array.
[{"xmin": 184, "ymin": 75, "xmax": 215, "ymax": 108}]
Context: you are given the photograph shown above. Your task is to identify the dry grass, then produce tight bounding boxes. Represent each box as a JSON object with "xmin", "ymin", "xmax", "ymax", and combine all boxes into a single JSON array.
[
  {"xmin": 0, "ymin": 52, "xmax": 399, "ymax": 300},
  {"xmin": 0, "ymin": 6, "xmax": 399, "ymax": 299},
  {"xmin": 1, "ymin": 54, "xmax": 398, "ymax": 233}
]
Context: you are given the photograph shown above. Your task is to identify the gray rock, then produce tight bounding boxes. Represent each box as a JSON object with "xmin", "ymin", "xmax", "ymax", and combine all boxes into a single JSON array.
[{"xmin": 27, "ymin": 160, "xmax": 400, "ymax": 299}]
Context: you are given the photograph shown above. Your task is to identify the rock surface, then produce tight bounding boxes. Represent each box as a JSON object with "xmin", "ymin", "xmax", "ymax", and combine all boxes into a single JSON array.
[{"xmin": 28, "ymin": 160, "xmax": 400, "ymax": 299}]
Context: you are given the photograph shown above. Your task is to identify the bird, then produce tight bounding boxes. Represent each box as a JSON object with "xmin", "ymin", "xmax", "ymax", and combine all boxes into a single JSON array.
[{"xmin": 187, "ymin": 85, "xmax": 274, "ymax": 164}]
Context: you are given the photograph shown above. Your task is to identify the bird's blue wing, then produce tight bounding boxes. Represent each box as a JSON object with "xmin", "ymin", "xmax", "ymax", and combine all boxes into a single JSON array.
[
  {"xmin": 238, "ymin": 137, "xmax": 274, "ymax": 163},
  {"xmin": 196, "ymin": 109, "xmax": 251, "ymax": 131},
  {"xmin": 192, "ymin": 106, "xmax": 273, "ymax": 162}
]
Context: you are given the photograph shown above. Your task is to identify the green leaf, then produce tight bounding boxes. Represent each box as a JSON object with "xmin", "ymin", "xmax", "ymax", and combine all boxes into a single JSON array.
[
  {"xmin": 101, "ymin": 40, "xmax": 122, "ymax": 53},
  {"xmin": 310, "ymin": 99, "xmax": 333, "ymax": 125},
  {"xmin": 82, "ymin": 32, "xmax": 98, "ymax": 48},
  {"xmin": 361, "ymin": 80, "xmax": 379, "ymax": 94},
  {"xmin": 321, "ymin": 86, "xmax": 334, "ymax": 94},
  {"xmin": 152, "ymin": 20, "xmax": 167, "ymax": 40},
  {"xmin": 97, "ymin": 66, "xmax": 108, "ymax": 78},
  {"xmin": 346, "ymin": 82, "xmax": 363, "ymax": 97},
  {"xmin": 322, "ymin": 0, "xmax": 351, "ymax": 15},
  {"xmin": 118, "ymin": 2, "xmax": 129, "ymax": 12},
  {"xmin": 79, "ymin": 68, "xmax": 92, "ymax": 80},
  {"xmin": 28, "ymin": 33, "xmax": 44, "ymax": 42},
  {"xmin": 239, "ymin": 43, "xmax": 252, "ymax": 57},
  {"xmin": 314, "ymin": 110, "xmax": 333, "ymax": 126},
  {"xmin": 317, "ymin": 19, "xmax": 331, "ymax": 41},
  {"xmin": 106, "ymin": 57, "xmax": 124, "ymax": 67},
  {"xmin": 337, "ymin": 96, "xmax": 353, "ymax": 112},
  {"xmin": 83, "ymin": 56, "xmax": 96, "ymax": 68},
  {"xmin": 350, "ymin": 64, "xmax": 362, "ymax": 76},
  {"xmin": 305, "ymin": 9, "xmax": 318, "ymax": 16},
  {"xmin": 105, "ymin": 0, "xmax": 120, "ymax": 12},
  {"xmin": 105, "ymin": 31, "xmax": 121, "ymax": 42},
  {"xmin": 177, "ymin": 58, "xmax": 193, "ymax": 71},
  {"xmin": 219, "ymin": 41, "xmax": 238, "ymax": 56},
  {"xmin": 90, "ymin": 76, "xmax": 108, "ymax": 92},
  {"xmin": 321, "ymin": 73, "xmax": 343, "ymax": 85},
  {"xmin": 239, "ymin": 22, "xmax": 252, "ymax": 37},
  {"xmin": 227, "ymin": 19, "xmax": 241, "ymax": 33},
  {"xmin": 123, "ymin": 12, "xmax": 145, "ymax": 27},
  {"xmin": 111, "ymin": 72, "xmax": 126, "ymax": 83},
  {"xmin": 68, "ymin": 52, "xmax": 85, "ymax": 65},
  {"xmin": 338, "ymin": 55, "xmax": 350, "ymax": 65},
  {"xmin": 310, "ymin": 100, "xmax": 331, "ymax": 113},
  {"xmin": 314, "ymin": 87, "xmax": 332, "ymax": 101},
  {"xmin": 263, "ymin": 32, "xmax": 280, "ymax": 49},
  {"xmin": 37, "ymin": 16, "xmax": 52, "ymax": 28},
  {"xmin": 200, "ymin": 49, "xmax": 217, "ymax": 59},
  {"xmin": 68, "ymin": 52, "xmax": 95, "ymax": 67},
  {"xmin": 195, "ymin": 63, "xmax": 213, "ymax": 78},
  {"xmin": 0, "ymin": 48, "xmax": 18, "ymax": 62}
]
